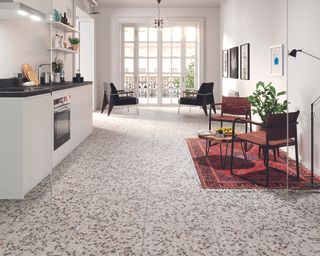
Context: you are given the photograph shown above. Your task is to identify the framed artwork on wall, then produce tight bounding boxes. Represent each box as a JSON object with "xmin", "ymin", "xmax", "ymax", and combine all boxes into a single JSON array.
[
  {"xmin": 240, "ymin": 43, "xmax": 250, "ymax": 80},
  {"xmin": 270, "ymin": 45, "xmax": 283, "ymax": 76},
  {"xmin": 230, "ymin": 46, "xmax": 239, "ymax": 79},
  {"xmin": 222, "ymin": 50, "xmax": 228, "ymax": 78}
]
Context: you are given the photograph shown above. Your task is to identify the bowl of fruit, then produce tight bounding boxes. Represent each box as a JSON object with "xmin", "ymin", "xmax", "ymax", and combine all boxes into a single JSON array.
[{"xmin": 215, "ymin": 127, "xmax": 233, "ymax": 137}]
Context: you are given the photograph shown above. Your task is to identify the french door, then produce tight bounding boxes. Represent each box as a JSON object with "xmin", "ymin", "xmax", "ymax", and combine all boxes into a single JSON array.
[{"xmin": 122, "ymin": 24, "xmax": 199, "ymax": 104}]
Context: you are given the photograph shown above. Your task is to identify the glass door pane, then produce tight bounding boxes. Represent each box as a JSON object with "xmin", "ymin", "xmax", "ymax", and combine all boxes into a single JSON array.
[
  {"xmin": 138, "ymin": 27, "xmax": 158, "ymax": 104},
  {"xmin": 122, "ymin": 24, "xmax": 199, "ymax": 105},
  {"xmin": 123, "ymin": 27, "xmax": 135, "ymax": 91},
  {"xmin": 162, "ymin": 27, "xmax": 182, "ymax": 104},
  {"xmin": 184, "ymin": 27, "xmax": 198, "ymax": 90}
]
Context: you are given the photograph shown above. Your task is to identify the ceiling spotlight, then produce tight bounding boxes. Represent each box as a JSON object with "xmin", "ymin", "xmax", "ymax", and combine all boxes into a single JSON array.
[
  {"xmin": 17, "ymin": 10, "xmax": 28, "ymax": 16},
  {"xmin": 0, "ymin": 1, "xmax": 46, "ymax": 21},
  {"xmin": 30, "ymin": 15, "xmax": 41, "ymax": 21}
]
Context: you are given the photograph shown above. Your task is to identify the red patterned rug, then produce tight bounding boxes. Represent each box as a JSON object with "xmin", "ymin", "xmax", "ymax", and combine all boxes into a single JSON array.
[{"xmin": 186, "ymin": 138, "xmax": 320, "ymax": 189}]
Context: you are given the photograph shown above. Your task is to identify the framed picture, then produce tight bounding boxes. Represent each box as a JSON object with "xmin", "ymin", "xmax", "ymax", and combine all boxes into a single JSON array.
[
  {"xmin": 230, "ymin": 46, "xmax": 239, "ymax": 79},
  {"xmin": 240, "ymin": 43, "xmax": 250, "ymax": 80},
  {"xmin": 270, "ymin": 45, "xmax": 283, "ymax": 76},
  {"xmin": 222, "ymin": 50, "xmax": 228, "ymax": 78}
]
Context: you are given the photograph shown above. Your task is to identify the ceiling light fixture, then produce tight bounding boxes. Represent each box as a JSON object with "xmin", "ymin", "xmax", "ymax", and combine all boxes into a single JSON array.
[
  {"xmin": 0, "ymin": 1, "xmax": 46, "ymax": 21},
  {"xmin": 30, "ymin": 14, "xmax": 41, "ymax": 22},
  {"xmin": 17, "ymin": 10, "xmax": 28, "ymax": 16},
  {"xmin": 88, "ymin": 0, "xmax": 100, "ymax": 15},
  {"xmin": 154, "ymin": 0, "xmax": 164, "ymax": 30}
]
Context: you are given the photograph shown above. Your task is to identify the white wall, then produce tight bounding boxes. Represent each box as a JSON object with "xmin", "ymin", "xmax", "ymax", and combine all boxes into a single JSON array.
[
  {"xmin": 288, "ymin": 0, "xmax": 320, "ymax": 173},
  {"xmin": 0, "ymin": 0, "xmax": 51, "ymax": 78},
  {"xmin": 221, "ymin": 0, "xmax": 319, "ymax": 173},
  {"xmin": 0, "ymin": 0, "xmax": 76, "ymax": 81},
  {"xmin": 220, "ymin": 0, "xmax": 287, "ymax": 101},
  {"xmin": 52, "ymin": 0, "xmax": 74, "ymax": 81},
  {"xmin": 79, "ymin": 21, "xmax": 96, "ymax": 109},
  {"xmin": 95, "ymin": 7, "xmax": 220, "ymax": 107}
]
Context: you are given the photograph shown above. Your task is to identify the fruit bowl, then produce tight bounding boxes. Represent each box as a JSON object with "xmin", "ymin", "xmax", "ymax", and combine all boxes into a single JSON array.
[{"xmin": 215, "ymin": 127, "xmax": 233, "ymax": 136}]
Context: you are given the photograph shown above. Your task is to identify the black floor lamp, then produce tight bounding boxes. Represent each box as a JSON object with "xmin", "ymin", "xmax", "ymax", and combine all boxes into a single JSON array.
[{"xmin": 289, "ymin": 49, "xmax": 320, "ymax": 188}]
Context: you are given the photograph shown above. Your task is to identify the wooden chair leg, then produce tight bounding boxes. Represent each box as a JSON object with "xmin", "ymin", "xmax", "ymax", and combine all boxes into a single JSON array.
[
  {"xmin": 258, "ymin": 146, "xmax": 262, "ymax": 158},
  {"xmin": 244, "ymin": 123, "xmax": 248, "ymax": 151},
  {"xmin": 295, "ymin": 141, "xmax": 300, "ymax": 179},
  {"xmin": 230, "ymin": 124, "xmax": 237, "ymax": 175},
  {"xmin": 101, "ymin": 92, "xmax": 107, "ymax": 114},
  {"xmin": 209, "ymin": 106, "xmax": 212, "ymax": 130},
  {"xmin": 265, "ymin": 147, "xmax": 270, "ymax": 187},
  {"xmin": 211, "ymin": 102, "xmax": 216, "ymax": 114},
  {"xmin": 273, "ymin": 148, "xmax": 277, "ymax": 161},
  {"xmin": 202, "ymin": 105, "xmax": 208, "ymax": 116},
  {"xmin": 107, "ymin": 103, "xmax": 114, "ymax": 116}
]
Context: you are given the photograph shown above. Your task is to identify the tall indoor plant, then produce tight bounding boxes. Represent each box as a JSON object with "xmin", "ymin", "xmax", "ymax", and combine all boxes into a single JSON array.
[{"xmin": 248, "ymin": 81, "xmax": 288, "ymax": 124}]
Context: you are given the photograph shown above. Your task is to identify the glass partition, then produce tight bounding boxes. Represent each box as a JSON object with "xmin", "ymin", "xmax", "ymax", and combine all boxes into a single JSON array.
[{"xmin": 287, "ymin": 0, "xmax": 320, "ymax": 254}]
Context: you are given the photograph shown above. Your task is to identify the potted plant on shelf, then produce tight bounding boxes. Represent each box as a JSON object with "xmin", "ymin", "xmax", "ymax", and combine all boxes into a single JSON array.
[
  {"xmin": 247, "ymin": 81, "xmax": 288, "ymax": 125},
  {"xmin": 68, "ymin": 37, "xmax": 80, "ymax": 52},
  {"xmin": 52, "ymin": 58, "xmax": 64, "ymax": 83}
]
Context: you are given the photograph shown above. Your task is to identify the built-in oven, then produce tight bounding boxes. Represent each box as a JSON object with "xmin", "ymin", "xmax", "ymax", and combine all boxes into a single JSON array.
[{"xmin": 54, "ymin": 96, "xmax": 71, "ymax": 151}]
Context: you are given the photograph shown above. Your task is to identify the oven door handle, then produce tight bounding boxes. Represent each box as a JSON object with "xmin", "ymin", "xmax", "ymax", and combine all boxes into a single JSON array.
[{"xmin": 55, "ymin": 106, "xmax": 70, "ymax": 113}]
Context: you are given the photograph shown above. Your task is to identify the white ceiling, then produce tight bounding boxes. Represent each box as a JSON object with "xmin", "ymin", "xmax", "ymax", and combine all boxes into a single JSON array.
[{"xmin": 99, "ymin": 0, "xmax": 222, "ymax": 8}]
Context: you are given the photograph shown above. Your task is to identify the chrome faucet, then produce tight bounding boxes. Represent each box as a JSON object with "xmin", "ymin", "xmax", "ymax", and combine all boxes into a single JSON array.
[{"xmin": 38, "ymin": 64, "xmax": 51, "ymax": 84}]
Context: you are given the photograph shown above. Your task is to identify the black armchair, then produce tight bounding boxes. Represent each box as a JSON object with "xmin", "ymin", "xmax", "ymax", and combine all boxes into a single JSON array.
[
  {"xmin": 101, "ymin": 82, "xmax": 139, "ymax": 116},
  {"xmin": 178, "ymin": 82, "xmax": 216, "ymax": 116}
]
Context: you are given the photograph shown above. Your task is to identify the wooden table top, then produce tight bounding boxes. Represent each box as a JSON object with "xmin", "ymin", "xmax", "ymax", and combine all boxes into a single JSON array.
[{"xmin": 198, "ymin": 132, "xmax": 233, "ymax": 143}]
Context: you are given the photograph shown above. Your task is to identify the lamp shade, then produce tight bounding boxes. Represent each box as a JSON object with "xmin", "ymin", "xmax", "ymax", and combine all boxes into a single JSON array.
[{"xmin": 289, "ymin": 49, "xmax": 301, "ymax": 57}]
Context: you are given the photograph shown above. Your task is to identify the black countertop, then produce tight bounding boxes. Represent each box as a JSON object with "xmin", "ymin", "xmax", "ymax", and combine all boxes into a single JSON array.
[{"xmin": 0, "ymin": 81, "xmax": 92, "ymax": 98}]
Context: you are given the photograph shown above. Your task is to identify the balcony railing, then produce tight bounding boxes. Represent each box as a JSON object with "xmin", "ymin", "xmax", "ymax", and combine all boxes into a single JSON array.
[{"xmin": 124, "ymin": 75, "xmax": 194, "ymax": 98}]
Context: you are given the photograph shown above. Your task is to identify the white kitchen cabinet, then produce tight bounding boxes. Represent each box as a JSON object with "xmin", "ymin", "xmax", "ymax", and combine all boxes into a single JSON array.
[
  {"xmin": 0, "ymin": 83, "xmax": 93, "ymax": 199},
  {"xmin": 52, "ymin": 84, "xmax": 93, "ymax": 168},
  {"xmin": 0, "ymin": 94, "xmax": 52, "ymax": 199}
]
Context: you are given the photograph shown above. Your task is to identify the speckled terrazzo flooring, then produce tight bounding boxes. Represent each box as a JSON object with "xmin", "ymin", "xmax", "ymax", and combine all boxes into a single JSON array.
[{"xmin": 0, "ymin": 106, "xmax": 320, "ymax": 256}]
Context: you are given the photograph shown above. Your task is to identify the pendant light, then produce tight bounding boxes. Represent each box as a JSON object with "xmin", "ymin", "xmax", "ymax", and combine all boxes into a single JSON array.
[{"xmin": 154, "ymin": 0, "xmax": 164, "ymax": 30}]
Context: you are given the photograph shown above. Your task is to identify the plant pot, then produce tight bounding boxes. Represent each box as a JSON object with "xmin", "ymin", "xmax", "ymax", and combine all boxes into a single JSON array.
[
  {"xmin": 53, "ymin": 73, "xmax": 60, "ymax": 83},
  {"xmin": 72, "ymin": 44, "xmax": 79, "ymax": 52}
]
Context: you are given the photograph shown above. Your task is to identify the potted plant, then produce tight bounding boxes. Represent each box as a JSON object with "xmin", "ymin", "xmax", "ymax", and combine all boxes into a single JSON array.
[
  {"xmin": 247, "ymin": 81, "xmax": 288, "ymax": 125},
  {"xmin": 52, "ymin": 58, "xmax": 64, "ymax": 83},
  {"xmin": 68, "ymin": 37, "xmax": 80, "ymax": 51}
]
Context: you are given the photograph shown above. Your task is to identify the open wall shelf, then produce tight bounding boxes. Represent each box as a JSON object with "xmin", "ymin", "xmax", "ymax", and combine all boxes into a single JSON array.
[
  {"xmin": 48, "ymin": 48, "xmax": 78, "ymax": 54},
  {"xmin": 51, "ymin": 22, "xmax": 80, "ymax": 33}
]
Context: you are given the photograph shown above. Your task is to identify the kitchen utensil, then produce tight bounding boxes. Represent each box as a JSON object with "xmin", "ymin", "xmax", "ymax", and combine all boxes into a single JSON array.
[
  {"xmin": 22, "ymin": 64, "xmax": 32, "ymax": 78},
  {"xmin": 27, "ymin": 70, "xmax": 39, "ymax": 86},
  {"xmin": 41, "ymin": 72, "xmax": 51, "ymax": 85},
  {"xmin": 22, "ymin": 64, "xmax": 39, "ymax": 86}
]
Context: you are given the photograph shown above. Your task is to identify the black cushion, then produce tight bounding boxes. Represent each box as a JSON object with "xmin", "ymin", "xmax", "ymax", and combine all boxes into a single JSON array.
[
  {"xmin": 179, "ymin": 82, "xmax": 214, "ymax": 106},
  {"xmin": 179, "ymin": 97, "xmax": 198, "ymax": 106},
  {"xmin": 196, "ymin": 82, "xmax": 214, "ymax": 104},
  {"xmin": 116, "ymin": 96, "xmax": 138, "ymax": 105}
]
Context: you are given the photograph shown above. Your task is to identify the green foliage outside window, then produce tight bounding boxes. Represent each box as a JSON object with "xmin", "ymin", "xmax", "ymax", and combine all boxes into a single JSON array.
[
  {"xmin": 172, "ymin": 61, "xmax": 195, "ymax": 89},
  {"xmin": 185, "ymin": 62, "xmax": 195, "ymax": 89}
]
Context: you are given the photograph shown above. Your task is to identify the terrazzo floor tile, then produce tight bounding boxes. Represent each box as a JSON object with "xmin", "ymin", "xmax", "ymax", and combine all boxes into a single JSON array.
[
  {"xmin": 68, "ymin": 220, "xmax": 145, "ymax": 255},
  {"xmin": 142, "ymin": 220, "xmax": 221, "ymax": 256},
  {"xmin": 1, "ymin": 107, "xmax": 320, "ymax": 255}
]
